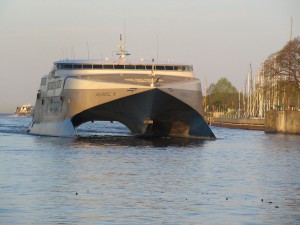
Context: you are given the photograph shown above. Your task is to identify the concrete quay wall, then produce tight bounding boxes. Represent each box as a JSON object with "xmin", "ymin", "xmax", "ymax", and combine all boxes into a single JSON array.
[
  {"xmin": 210, "ymin": 117, "xmax": 265, "ymax": 130},
  {"xmin": 265, "ymin": 110, "xmax": 300, "ymax": 134}
]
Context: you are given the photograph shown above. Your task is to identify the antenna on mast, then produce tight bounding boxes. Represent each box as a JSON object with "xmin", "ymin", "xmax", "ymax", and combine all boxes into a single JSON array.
[
  {"xmin": 116, "ymin": 33, "xmax": 130, "ymax": 61},
  {"xmin": 86, "ymin": 42, "xmax": 90, "ymax": 59},
  {"xmin": 115, "ymin": 20, "xmax": 130, "ymax": 61},
  {"xmin": 72, "ymin": 46, "xmax": 75, "ymax": 59},
  {"xmin": 124, "ymin": 18, "xmax": 126, "ymax": 47},
  {"xmin": 156, "ymin": 34, "xmax": 159, "ymax": 61},
  {"xmin": 290, "ymin": 16, "xmax": 293, "ymax": 42}
]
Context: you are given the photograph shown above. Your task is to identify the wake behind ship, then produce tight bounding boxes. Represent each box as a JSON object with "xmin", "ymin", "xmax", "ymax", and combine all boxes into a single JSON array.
[{"xmin": 28, "ymin": 37, "xmax": 215, "ymax": 139}]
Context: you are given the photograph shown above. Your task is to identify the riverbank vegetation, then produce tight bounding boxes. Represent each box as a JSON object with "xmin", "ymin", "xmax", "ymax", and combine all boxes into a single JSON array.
[
  {"xmin": 205, "ymin": 36, "xmax": 300, "ymax": 119},
  {"xmin": 257, "ymin": 37, "xmax": 300, "ymax": 113}
]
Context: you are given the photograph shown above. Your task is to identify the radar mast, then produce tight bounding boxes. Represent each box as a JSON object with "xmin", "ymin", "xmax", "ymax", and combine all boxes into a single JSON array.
[{"xmin": 116, "ymin": 34, "xmax": 130, "ymax": 61}]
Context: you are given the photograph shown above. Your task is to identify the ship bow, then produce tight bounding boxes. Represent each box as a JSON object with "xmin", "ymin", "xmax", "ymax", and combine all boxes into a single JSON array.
[{"xmin": 72, "ymin": 88, "xmax": 215, "ymax": 139}]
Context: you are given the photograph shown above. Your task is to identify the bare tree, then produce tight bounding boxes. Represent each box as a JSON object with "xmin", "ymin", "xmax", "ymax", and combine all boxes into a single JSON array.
[
  {"xmin": 258, "ymin": 36, "xmax": 300, "ymax": 111},
  {"xmin": 276, "ymin": 37, "xmax": 300, "ymax": 88}
]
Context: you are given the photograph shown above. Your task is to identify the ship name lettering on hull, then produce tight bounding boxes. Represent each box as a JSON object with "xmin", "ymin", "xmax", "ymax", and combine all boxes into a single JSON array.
[{"xmin": 96, "ymin": 92, "xmax": 116, "ymax": 97}]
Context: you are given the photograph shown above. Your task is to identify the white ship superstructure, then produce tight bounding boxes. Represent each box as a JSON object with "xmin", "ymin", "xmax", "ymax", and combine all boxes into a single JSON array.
[{"xmin": 28, "ymin": 37, "xmax": 215, "ymax": 138}]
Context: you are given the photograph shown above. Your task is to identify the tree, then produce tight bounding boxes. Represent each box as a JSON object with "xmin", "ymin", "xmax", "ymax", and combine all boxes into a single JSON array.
[
  {"xmin": 276, "ymin": 37, "xmax": 300, "ymax": 88},
  {"xmin": 207, "ymin": 77, "xmax": 239, "ymax": 112},
  {"xmin": 259, "ymin": 36, "xmax": 300, "ymax": 110},
  {"xmin": 211, "ymin": 77, "xmax": 238, "ymax": 93}
]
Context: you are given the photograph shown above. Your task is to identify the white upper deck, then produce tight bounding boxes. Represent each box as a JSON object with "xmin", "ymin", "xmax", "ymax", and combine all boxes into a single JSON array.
[
  {"xmin": 51, "ymin": 58, "xmax": 194, "ymax": 78},
  {"xmin": 49, "ymin": 35, "xmax": 195, "ymax": 78}
]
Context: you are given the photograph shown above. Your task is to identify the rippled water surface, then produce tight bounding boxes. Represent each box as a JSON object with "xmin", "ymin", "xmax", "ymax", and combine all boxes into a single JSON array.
[{"xmin": 0, "ymin": 115, "xmax": 300, "ymax": 224}]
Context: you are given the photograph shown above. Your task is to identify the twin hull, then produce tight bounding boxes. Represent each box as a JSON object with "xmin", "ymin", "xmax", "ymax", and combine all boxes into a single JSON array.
[{"xmin": 28, "ymin": 74, "xmax": 215, "ymax": 139}]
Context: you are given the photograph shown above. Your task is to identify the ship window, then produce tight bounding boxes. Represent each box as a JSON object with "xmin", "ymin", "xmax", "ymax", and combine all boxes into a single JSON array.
[
  {"xmin": 174, "ymin": 66, "xmax": 179, "ymax": 70},
  {"xmin": 41, "ymin": 78, "xmax": 47, "ymax": 85},
  {"xmin": 165, "ymin": 66, "xmax": 174, "ymax": 70},
  {"xmin": 155, "ymin": 65, "xmax": 165, "ymax": 70},
  {"xmin": 93, "ymin": 64, "xmax": 103, "ymax": 69},
  {"xmin": 125, "ymin": 65, "xmax": 135, "ymax": 69},
  {"xmin": 114, "ymin": 65, "xmax": 124, "ymax": 69},
  {"xmin": 145, "ymin": 65, "xmax": 153, "ymax": 70},
  {"xmin": 57, "ymin": 64, "xmax": 63, "ymax": 69},
  {"xmin": 181, "ymin": 66, "xmax": 192, "ymax": 71},
  {"xmin": 136, "ymin": 65, "xmax": 146, "ymax": 70},
  {"xmin": 83, "ymin": 64, "xmax": 92, "ymax": 69},
  {"xmin": 73, "ymin": 64, "xmax": 82, "ymax": 69},
  {"xmin": 103, "ymin": 64, "xmax": 114, "ymax": 69},
  {"xmin": 63, "ymin": 64, "xmax": 73, "ymax": 69}
]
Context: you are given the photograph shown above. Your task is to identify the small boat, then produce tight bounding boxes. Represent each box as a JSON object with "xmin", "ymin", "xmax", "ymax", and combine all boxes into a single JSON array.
[
  {"xmin": 28, "ymin": 36, "xmax": 215, "ymax": 139},
  {"xmin": 15, "ymin": 104, "xmax": 34, "ymax": 117}
]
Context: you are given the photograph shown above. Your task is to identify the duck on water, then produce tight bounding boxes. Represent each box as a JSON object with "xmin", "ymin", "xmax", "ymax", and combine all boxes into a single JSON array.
[{"xmin": 28, "ymin": 36, "xmax": 215, "ymax": 139}]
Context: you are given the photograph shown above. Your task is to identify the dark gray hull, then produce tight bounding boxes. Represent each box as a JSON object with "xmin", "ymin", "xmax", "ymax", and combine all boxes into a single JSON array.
[{"xmin": 72, "ymin": 89, "xmax": 215, "ymax": 138}]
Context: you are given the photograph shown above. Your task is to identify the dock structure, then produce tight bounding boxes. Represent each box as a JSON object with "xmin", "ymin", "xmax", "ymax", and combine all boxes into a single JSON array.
[
  {"xmin": 207, "ymin": 109, "xmax": 300, "ymax": 134},
  {"xmin": 265, "ymin": 110, "xmax": 300, "ymax": 134},
  {"xmin": 208, "ymin": 117, "xmax": 265, "ymax": 131}
]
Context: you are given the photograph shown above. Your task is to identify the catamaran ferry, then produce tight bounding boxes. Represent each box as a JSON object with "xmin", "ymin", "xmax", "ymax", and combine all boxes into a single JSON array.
[{"xmin": 28, "ymin": 36, "xmax": 215, "ymax": 139}]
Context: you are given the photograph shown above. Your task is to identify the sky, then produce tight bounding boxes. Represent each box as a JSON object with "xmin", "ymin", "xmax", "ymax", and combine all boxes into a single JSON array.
[{"xmin": 0, "ymin": 0, "xmax": 299, "ymax": 113}]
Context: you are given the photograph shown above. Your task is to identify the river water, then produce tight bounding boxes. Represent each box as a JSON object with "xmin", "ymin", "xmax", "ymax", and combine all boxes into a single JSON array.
[{"xmin": 0, "ymin": 114, "xmax": 299, "ymax": 225}]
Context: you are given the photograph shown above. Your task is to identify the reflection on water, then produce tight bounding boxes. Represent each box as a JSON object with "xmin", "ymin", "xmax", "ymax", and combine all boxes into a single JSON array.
[{"xmin": 0, "ymin": 117, "xmax": 300, "ymax": 224}]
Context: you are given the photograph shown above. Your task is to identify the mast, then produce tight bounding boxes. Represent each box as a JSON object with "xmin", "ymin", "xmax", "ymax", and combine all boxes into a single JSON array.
[
  {"xmin": 290, "ymin": 16, "xmax": 293, "ymax": 42},
  {"xmin": 87, "ymin": 42, "xmax": 90, "ymax": 59},
  {"xmin": 151, "ymin": 58, "xmax": 155, "ymax": 87},
  {"xmin": 204, "ymin": 77, "xmax": 207, "ymax": 113},
  {"xmin": 116, "ymin": 34, "xmax": 130, "ymax": 61},
  {"xmin": 248, "ymin": 63, "xmax": 253, "ymax": 117}
]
